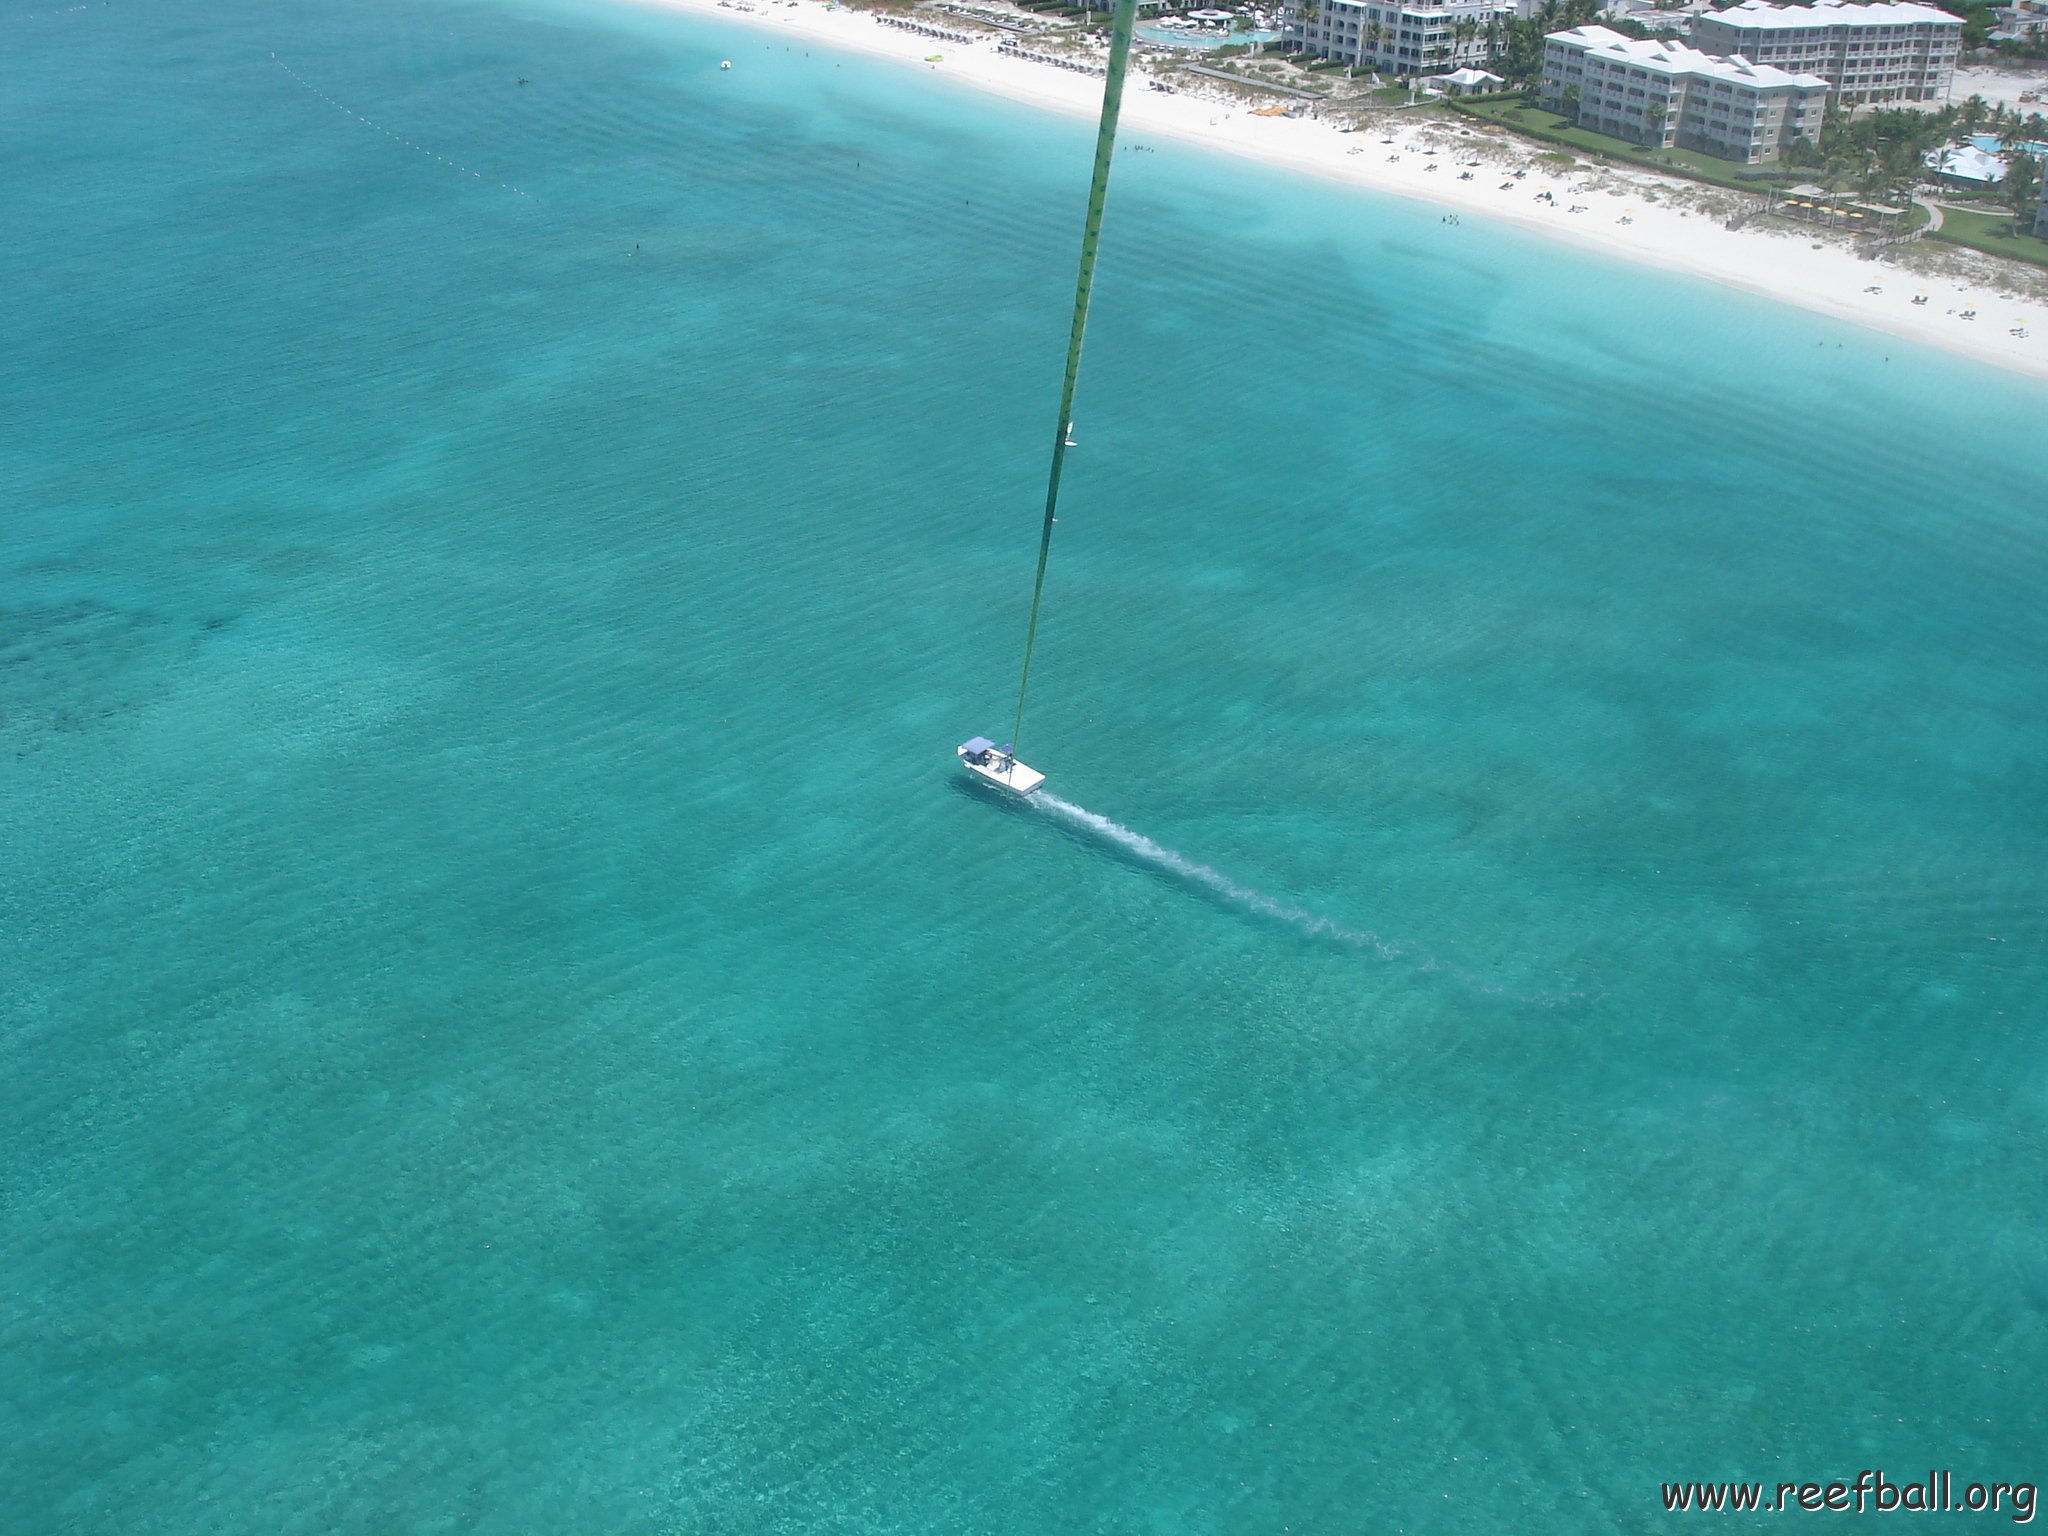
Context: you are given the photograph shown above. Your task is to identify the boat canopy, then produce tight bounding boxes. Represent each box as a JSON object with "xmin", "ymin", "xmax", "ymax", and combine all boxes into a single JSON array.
[{"xmin": 959, "ymin": 737, "xmax": 997, "ymax": 756}]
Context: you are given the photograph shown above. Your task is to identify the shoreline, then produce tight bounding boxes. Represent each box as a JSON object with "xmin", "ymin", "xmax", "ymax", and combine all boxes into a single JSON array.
[{"xmin": 626, "ymin": 0, "xmax": 2048, "ymax": 382}]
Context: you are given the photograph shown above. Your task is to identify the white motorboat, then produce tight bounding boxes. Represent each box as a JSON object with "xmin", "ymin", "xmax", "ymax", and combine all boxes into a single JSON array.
[{"xmin": 957, "ymin": 737, "xmax": 1045, "ymax": 796}]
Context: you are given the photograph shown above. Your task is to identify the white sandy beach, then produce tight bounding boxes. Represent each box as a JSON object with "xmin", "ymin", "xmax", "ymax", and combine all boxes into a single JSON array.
[
  {"xmin": 1948, "ymin": 63, "xmax": 2048, "ymax": 115},
  {"xmin": 635, "ymin": 0, "xmax": 2048, "ymax": 380}
]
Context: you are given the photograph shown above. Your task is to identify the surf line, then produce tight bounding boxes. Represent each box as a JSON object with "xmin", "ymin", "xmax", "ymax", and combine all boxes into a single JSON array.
[
  {"xmin": 1034, "ymin": 793, "xmax": 1600, "ymax": 1010},
  {"xmin": 270, "ymin": 54, "xmax": 533, "ymax": 200}
]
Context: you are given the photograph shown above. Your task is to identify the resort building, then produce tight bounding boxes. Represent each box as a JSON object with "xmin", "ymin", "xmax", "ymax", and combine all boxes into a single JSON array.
[
  {"xmin": 1542, "ymin": 25, "xmax": 1829, "ymax": 164},
  {"xmin": 1689, "ymin": 1, "xmax": 1963, "ymax": 107},
  {"xmin": 1281, "ymin": 0, "xmax": 1516, "ymax": 76},
  {"xmin": 1425, "ymin": 65, "xmax": 1507, "ymax": 94},
  {"xmin": 1929, "ymin": 142, "xmax": 2008, "ymax": 189},
  {"xmin": 1990, "ymin": 0, "xmax": 2048, "ymax": 40}
]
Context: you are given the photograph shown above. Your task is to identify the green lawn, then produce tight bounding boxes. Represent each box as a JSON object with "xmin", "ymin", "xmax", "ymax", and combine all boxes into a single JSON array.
[
  {"xmin": 1930, "ymin": 206, "xmax": 2048, "ymax": 269},
  {"xmin": 1447, "ymin": 97, "xmax": 1799, "ymax": 194}
]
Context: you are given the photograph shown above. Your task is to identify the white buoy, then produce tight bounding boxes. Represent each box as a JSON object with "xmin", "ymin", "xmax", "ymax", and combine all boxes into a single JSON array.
[{"xmin": 720, "ymin": 59, "xmax": 732, "ymax": 70}]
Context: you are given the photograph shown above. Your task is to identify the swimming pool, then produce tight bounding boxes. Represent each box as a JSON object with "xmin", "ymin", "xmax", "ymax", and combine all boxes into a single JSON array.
[
  {"xmin": 1971, "ymin": 131, "xmax": 2048, "ymax": 157},
  {"xmin": 1136, "ymin": 23, "xmax": 1282, "ymax": 48}
]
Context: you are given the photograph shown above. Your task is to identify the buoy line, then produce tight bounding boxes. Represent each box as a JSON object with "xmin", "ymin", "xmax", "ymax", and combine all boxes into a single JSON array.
[
  {"xmin": 9, "ymin": 3, "xmax": 111, "ymax": 21},
  {"xmin": 270, "ymin": 53, "xmax": 533, "ymax": 201}
]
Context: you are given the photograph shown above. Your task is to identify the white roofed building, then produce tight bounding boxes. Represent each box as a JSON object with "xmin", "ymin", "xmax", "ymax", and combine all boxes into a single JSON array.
[
  {"xmin": 1690, "ymin": 1, "xmax": 1963, "ymax": 107},
  {"xmin": 1929, "ymin": 143, "xmax": 2008, "ymax": 186},
  {"xmin": 1426, "ymin": 65, "xmax": 1507, "ymax": 93},
  {"xmin": 1281, "ymin": 0, "xmax": 1515, "ymax": 75},
  {"xmin": 1542, "ymin": 25, "xmax": 1829, "ymax": 163}
]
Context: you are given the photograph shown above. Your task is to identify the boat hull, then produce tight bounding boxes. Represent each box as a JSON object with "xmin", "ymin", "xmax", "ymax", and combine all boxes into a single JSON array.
[{"xmin": 958, "ymin": 749, "xmax": 1045, "ymax": 796}]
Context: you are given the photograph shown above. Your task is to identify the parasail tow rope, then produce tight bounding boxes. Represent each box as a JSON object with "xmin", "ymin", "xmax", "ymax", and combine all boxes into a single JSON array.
[{"xmin": 1008, "ymin": 0, "xmax": 1141, "ymax": 770}]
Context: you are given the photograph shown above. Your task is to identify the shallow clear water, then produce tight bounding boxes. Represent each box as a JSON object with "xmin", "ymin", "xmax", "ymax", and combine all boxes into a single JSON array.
[{"xmin": 4, "ymin": 0, "xmax": 2045, "ymax": 1530}]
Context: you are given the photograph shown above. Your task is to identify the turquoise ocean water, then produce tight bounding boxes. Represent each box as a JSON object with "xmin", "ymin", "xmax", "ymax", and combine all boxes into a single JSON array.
[{"xmin": 4, "ymin": 0, "xmax": 2046, "ymax": 1528}]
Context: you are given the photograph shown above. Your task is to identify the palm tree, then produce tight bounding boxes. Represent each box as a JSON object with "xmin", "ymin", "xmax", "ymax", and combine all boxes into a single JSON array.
[
  {"xmin": 1453, "ymin": 16, "xmax": 1478, "ymax": 65},
  {"xmin": 2006, "ymin": 151, "xmax": 2043, "ymax": 230}
]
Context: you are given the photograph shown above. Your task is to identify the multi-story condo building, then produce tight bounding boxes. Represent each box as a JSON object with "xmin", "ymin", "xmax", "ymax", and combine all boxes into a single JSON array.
[
  {"xmin": 1282, "ymin": 0, "xmax": 1516, "ymax": 76},
  {"xmin": 1690, "ymin": 1, "xmax": 1963, "ymax": 107},
  {"xmin": 1542, "ymin": 25, "xmax": 1830, "ymax": 163}
]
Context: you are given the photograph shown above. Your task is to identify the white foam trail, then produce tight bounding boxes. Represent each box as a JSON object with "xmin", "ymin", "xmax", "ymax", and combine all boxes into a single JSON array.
[
  {"xmin": 1034, "ymin": 793, "xmax": 1599, "ymax": 1009},
  {"xmin": 1036, "ymin": 793, "xmax": 1410, "ymax": 961}
]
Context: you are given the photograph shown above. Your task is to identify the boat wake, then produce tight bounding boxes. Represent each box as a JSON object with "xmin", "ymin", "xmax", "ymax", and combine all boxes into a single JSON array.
[
  {"xmin": 1034, "ymin": 793, "xmax": 1598, "ymax": 1009},
  {"xmin": 1037, "ymin": 793, "xmax": 1409, "ymax": 959}
]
